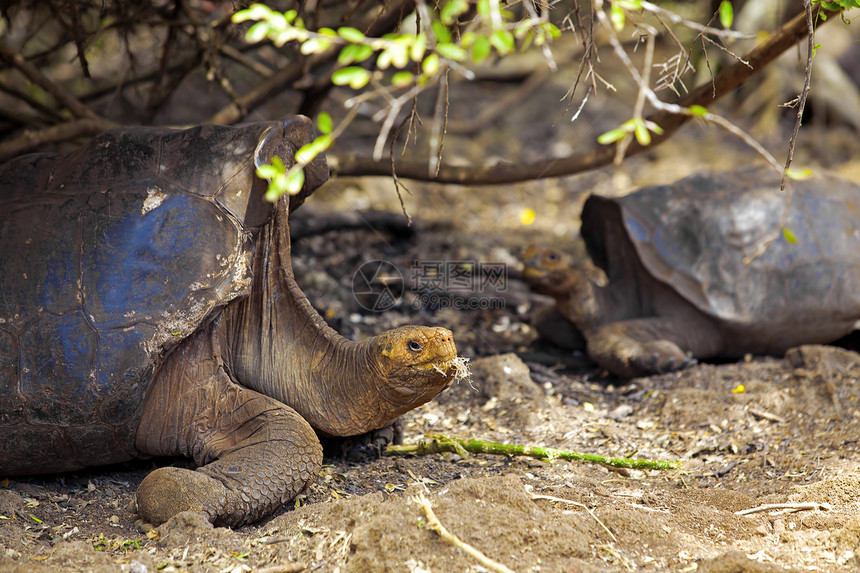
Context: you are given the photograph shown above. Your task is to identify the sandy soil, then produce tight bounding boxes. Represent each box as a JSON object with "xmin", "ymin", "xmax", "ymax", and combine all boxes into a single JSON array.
[{"xmin": 3, "ymin": 29, "xmax": 860, "ymax": 572}]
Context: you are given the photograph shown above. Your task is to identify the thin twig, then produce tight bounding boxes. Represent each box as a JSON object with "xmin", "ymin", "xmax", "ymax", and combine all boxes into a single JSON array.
[
  {"xmin": 66, "ymin": 0, "xmax": 91, "ymax": 79},
  {"xmin": 614, "ymin": 25, "xmax": 657, "ymax": 164},
  {"xmin": 0, "ymin": 117, "xmax": 116, "ymax": 162},
  {"xmin": 736, "ymin": 502, "xmax": 832, "ymax": 516},
  {"xmin": 219, "ymin": 44, "xmax": 274, "ymax": 78},
  {"xmin": 448, "ymin": 68, "xmax": 549, "ymax": 135},
  {"xmin": 639, "ymin": 1, "xmax": 754, "ymax": 40},
  {"xmin": 781, "ymin": 0, "xmax": 815, "ymax": 190},
  {"xmin": 413, "ymin": 493, "xmax": 516, "ymax": 573},
  {"xmin": 428, "ymin": 65, "xmax": 450, "ymax": 178},
  {"xmin": 0, "ymin": 38, "xmax": 98, "ymax": 120},
  {"xmin": 526, "ymin": 486, "xmax": 618, "ymax": 543}
]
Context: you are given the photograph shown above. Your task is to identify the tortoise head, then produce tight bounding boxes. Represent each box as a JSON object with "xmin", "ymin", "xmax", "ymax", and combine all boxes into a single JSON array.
[
  {"xmin": 366, "ymin": 325, "xmax": 460, "ymax": 415},
  {"xmin": 521, "ymin": 245, "xmax": 605, "ymax": 327},
  {"xmin": 521, "ymin": 245, "xmax": 577, "ymax": 297}
]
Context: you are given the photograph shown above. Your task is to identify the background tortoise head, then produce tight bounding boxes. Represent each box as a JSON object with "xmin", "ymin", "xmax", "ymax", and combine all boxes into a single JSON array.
[
  {"xmin": 522, "ymin": 245, "xmax": 607, "ymax": 328},
  {"xmin": 522, "ymin": 245, "xmax": 573, "ymax": 297}
]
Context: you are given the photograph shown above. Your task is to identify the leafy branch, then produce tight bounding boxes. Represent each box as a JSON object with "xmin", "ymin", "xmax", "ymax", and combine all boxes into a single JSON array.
[{"xmin": 233, "ymin": 0, "xmax": 561, "ymax": 199}]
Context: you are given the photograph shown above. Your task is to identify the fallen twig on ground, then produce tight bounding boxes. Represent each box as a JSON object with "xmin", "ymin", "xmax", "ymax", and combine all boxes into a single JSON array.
[
  {"xmin": 526, "ymin": 485, "xmax": 618, "ymax": 544},
  {"xmin": 412, "ymin": 492, "xmax": 516, "ymax": 573},
  {"xmin": 387, "ymin": 434, "xmax": 679, "ymax": 470},
  {"xmin": 736, "ymin": 502, "xmax": 833, "ymax": 516}
]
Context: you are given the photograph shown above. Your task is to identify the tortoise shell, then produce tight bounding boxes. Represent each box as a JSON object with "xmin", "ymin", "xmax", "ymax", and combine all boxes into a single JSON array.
[
  {"xmin": 581, "ymin": 167, "xmax": 860, "ymax": 342},
  {"xmin": 0, "ymin": 118, "xmax": 327, "ymax": 472}
]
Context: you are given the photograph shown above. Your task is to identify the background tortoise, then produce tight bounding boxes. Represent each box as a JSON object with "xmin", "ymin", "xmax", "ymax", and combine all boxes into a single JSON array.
[
  {"xmin": 0, "ymin": 117, "xmax": 459, "ymax": 527},
  {"xmin": 523, "ymin": 167, "xmax": 860, "ymax": 378}
]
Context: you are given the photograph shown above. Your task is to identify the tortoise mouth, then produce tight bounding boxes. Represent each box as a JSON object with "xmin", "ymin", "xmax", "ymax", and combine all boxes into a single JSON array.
[
  {"xmin": 522, "ymin": 267, "xmax": 559, "ymax": 292},
  {"xmin": 384, "ymin": 354, "xmax": 468, "ymax": 406},
  {"xmin": 522, "ymin": 267, "xmax": 547, "ymax": 281}
]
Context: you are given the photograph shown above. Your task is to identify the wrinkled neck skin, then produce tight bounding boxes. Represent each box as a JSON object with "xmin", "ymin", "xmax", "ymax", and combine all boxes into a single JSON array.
[{"xmin": 219, "ymin": 205, "xmax": 400, "ymax": 437}]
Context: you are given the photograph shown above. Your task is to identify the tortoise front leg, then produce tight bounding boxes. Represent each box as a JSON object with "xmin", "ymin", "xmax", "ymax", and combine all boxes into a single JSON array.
[
  {"xmin": 584, "ymin": 314, "xmax": 722, "ymax": 378},
  {"xmin": 135, "ymin": 369, "xmax": 322, "ymax": 527},
  {"xmin": 533, "ymin": 304, "xmax": 587, "ymax": 350}
]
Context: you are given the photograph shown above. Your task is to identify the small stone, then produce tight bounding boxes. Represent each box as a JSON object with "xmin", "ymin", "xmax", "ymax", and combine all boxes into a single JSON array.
[{"xmin": 608, "ymin": 404, "xmax": 633, "ymax": 421}]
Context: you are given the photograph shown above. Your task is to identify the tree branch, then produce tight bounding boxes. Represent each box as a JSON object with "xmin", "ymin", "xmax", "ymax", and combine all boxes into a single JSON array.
[
  {"xmin": 331, "ymin": 5, "xmax": 837, "ymax": 184},
  {"xmin": 0, "ymin": 38, "xmax": 99, "ymax": 120},
  {"xmin": 0, "ymin": 117, "xmax": 116, "ymax": 162}
]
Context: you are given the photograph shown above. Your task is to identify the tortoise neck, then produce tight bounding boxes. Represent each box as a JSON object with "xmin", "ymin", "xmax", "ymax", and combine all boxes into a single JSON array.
[
  {"xmin": 557, "ymin": 273, "xmax": 609, "ymax": 331},
  {"xmin": 220, "ymin": 200, "xmax": 388, "ymax": 437}
]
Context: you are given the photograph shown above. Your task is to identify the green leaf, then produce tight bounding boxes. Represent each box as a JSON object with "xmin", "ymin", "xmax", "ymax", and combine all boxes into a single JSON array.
[
  {"xmin": 597, "ymin": 126, "xmax": 630, "ymax": 145},
  {"xmin": 337, "ymin": 27, "xmax": 365, "ymax": 43},
  {"xmin": 245, "ymin": 21, "xmax": 271, "ymax": 44},
  {"xmin": 232, "ymin": 4, "xmax": 273, "ymax": 24},
  {"xmin": 470, "ymin": 36, "xmax": 492, "ymax": 64},
  {"xmin": 338, "ymin": 44, "xmax": 359, "ymax": 65},
  {"xmin": 331, "ymin": 66, "xmax": 370, "ymax": 89},
  {"xmin": 782, "ymin": 227, "xmax": 798, "ymax": 244},
  {"xmin": 431, "ymin": 20, "xmax": 451, "ymax": 44},
  {"xmin": 610, "ymin": 3, "xmax": 626, "ymax": 32},
  {"xmin": 441, "ymin": 0, "xmax": 469, "ymax": 25},
  {"xmin": 316, "ymin": 112, "xmax": 333, "ymax": 134},
  {"xmin": 256, "ymin": 165, "xmax": 279, "ymax": 179},
  {"xmin": 544, "ymin": 23, "xmax": 562, "ymax": 39},
  {"xmin": 273, "ymin": 28, "xmax": 301, "ymax": 47},
  {"xmin": 295, "ymin": 135, "xmax": 331, "ymax": 165},
  {"xmin": 689, "ymin": 105, "xmax": 709, "ymax": 117},
  {"xmin": 422, "ymin": 53, "xmax": 440, "ymax": 75},
  {"xmin": 785, "ymin": 167, "xmax": 813, "ymax": 180},
  {"xmin": 338, "ymin": 44, "xmax": 374, "ymax": 65},
  {"xmin": 643, "ymin": 120, "xmax": 663, "ymax": 135},
  {"xmin": 719, "ymin": 1, "xmax": 734, "ymax": 28},
  {"xmin": 411, "ymin": 32, "xmax": 427, "ymax": 62},
  {"xmin": 633, "ymin": 120, "xmax": 651, "ymax": 145},
  {"xmin": 489, "ymin": 29, "xmax": 515, "ymax": 56},
  {"xmin": 256, "ymin": 156, "xmax": 285, "ymax": 180},
  {"xmin": 391, "ymin": 71, "xmax": 414, "ymax": 88},
  {"xmin": 300, "ymin": 38, "xmax": 331, "ymax": 55},
  {"xmin": 437, "ymin": 43, "xmax": 467, "ymax": 62},
  {"xmin": 388, "ymin": 40, "xmax": 410, "ymax": 68},
  {"xmin": 377, "ymin": 49, "xmax": 392, "ymax": 70},
  {"xmin": 285, "ymin": 168, "xmax": 305, "ymax": 195},
  {"xmin": 514, "ymin": 21, "xmax": 532, "ymax": 40}
]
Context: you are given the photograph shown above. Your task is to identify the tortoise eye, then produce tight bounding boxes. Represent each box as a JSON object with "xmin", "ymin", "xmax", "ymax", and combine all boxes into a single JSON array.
[
  {"xmin": 407, "ymin": 340, "xmax": 423, "ymax": 352},
  {"xmin": 547, "ymin": 252, "xmax": 559, "ymax": 261}
]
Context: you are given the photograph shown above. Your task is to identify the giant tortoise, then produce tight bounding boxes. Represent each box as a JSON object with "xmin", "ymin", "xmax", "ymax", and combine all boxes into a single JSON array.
[
  {"xmin": 0, "ymin": 117, "xmax": 460, "ymax": 526},
  {"xmin": 523, "ymin": 167, "xmax": 860, "ymax": 378}
]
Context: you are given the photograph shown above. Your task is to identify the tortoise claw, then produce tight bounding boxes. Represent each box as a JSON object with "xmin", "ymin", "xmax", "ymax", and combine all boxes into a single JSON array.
[{"xmin": 658, "ymin": 357, "xmax": 677, "ymax": 372}]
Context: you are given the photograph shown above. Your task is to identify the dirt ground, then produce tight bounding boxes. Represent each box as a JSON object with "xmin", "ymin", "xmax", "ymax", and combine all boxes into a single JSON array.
[{"xmin": 3, "ymin": 23, "xmax": 860, "ymax": 573}]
